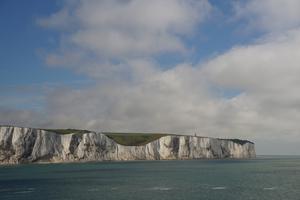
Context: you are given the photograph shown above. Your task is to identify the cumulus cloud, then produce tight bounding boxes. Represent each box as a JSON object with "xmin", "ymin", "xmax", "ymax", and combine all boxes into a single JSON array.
[
  {"xmin": 24, "ymin": 0, "xmax": 219, "ymax": 136},
  {"xmin": 38, "ymin": 0, "xmax": 211, "ymax": 77},
  {"xmin": 3, "ymin": 0, "xmax": 300, "ymax": 154},
  {"xmin": 42, "ymin": 63, "xmax": 218, "ymax": 134},
  {"xmin": 234, "ymin": 0, "xmax": 300, "ymax": 32},
  {"xmin": 203, "ymin": 28, "xmax": 300, "ymax": 150},
  {"xmin": 205, "ymin": 29, "xmax": 300, "ymax": 93},
  {"xmin": 30, "ymin": 1, "xmax": 300, "ymax": 141}
]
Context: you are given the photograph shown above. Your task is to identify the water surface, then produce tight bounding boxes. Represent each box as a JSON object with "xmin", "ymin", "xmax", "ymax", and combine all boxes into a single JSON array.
[{"xmin": 0, "ymin": 156, "xmax": 299, "ymax": 200}]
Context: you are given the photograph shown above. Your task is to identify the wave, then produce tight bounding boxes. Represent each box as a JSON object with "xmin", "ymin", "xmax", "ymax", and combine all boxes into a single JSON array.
[
  {"xmin": 263, "ymin": 187, "xmax": 276, "ymax": 190},
  {"xmin": 148, "ymin": 187, "xmax": 172, "ymax": 191},
  {"xmin": 211, "ymin": 186, "xmax": 226, "ymax": 190},
  {"xmin": 14, "ymin": 188, "xmax": 35, "ymax": 194}
]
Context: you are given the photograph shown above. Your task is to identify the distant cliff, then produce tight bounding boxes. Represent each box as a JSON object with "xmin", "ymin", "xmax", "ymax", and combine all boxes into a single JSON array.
[{"xmin": 0, "ymin": 126, "xmax": 255, "ymax": 164}]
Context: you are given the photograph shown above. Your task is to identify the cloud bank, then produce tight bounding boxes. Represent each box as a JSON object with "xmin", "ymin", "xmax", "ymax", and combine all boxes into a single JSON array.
[
  {"xmin": 2, "ymin": 0, "xmax": 300, "ymax": 154},
  {"xmin": 234, "ymin": 0, "xmax": 300, "ymax": 33},
  {"xmin": 38, "ymin": 0, "xmax": 211, "ymax": 78}
]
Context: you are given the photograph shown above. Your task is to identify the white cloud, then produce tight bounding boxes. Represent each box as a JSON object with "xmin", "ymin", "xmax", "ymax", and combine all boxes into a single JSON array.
[
  {"xmin": 203, "ymin": 28, "xmax": 300, "ymax": 149},
  {"xmin": 42, "ymin": 62, "xmax": 218, "ymax": 134},
  {"xmin": 39, "ymin": 0, "xmax": 211, "ymax": 62},
  {"xmin": 0, "ymin": 107, "xmax": 42, "ymax": 128},
  {"xmin": 3, "ymin": 0, "xmax": 300, "ymax": 154},
  {"xmin": 234, "ymin": 0, "xmax": 300, "ymax": 32},
  {"xmin": 205, "ymin": 29, "xmax": 300, "ymax": 93}
]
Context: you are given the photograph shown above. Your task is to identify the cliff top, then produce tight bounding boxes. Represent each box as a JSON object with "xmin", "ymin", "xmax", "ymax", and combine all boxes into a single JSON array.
[
  {"xmin": 104, "ymin": 132, "xmax": 168, "ymax": 146},
  {"xmin": 0, "ymin": 125, "xmax": 254, "ymax": 146}
]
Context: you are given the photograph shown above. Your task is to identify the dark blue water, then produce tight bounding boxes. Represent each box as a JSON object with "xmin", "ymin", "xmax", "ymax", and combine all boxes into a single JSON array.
[{"xmin": 0, "ymin": 156, "xmax": 300, "ymax": 200}]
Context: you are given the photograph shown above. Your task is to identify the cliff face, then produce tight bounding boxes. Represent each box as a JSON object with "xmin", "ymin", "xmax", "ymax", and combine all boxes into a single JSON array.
[{"xmin": 0, "ymin": 126, "xmax": 255, "ymax": 164}]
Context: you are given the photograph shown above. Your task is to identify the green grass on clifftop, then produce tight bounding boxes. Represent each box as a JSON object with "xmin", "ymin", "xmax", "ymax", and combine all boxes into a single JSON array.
[
  {"xmin": 40, "ymin": 128, "xmax": 252, "ymax": 146},
  {"xmin": 224, "ymin": 139, "xmax": 254, "ymax": 145},
  {"xmin": 44, "ymin": 128, "xmax": 92, "ymax": 135},
  {"xmin": 103, "ymin": 132, "xmax": 168, "ymax": 146},
  {"xmin": 43, "ymin": 128, "xmax": 167, "ymax": 146}
]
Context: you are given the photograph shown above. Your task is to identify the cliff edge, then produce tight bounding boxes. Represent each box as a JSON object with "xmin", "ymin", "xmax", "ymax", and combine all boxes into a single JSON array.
[{"xmin": 0, "ymin": 126, "xmax": 256, "ymax": 164}]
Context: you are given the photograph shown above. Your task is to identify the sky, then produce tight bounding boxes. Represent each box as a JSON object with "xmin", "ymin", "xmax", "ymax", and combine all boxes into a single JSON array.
[{"xmin": 1, "ymin": 0, "xmax": 300, "ymax": 155}]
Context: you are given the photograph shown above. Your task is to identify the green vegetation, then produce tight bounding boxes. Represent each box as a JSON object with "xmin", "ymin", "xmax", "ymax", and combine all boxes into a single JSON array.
[
  {"xmin": 44, "ymin": 128, "xmax": 92, "ymax": 135},
  {"xmin": 103, "ymin": 132, "xmax": 168, "ymax": 146},
  {"xmin": 39, "ymin": 128, "xmax": 253, "ymax": 146},
  {"xmin": 43, "ymin": 129, "xmax": 168, "ymax": 146},
  {"xmin": 224, "ymin": 139, "xmax": 253, "ymax": 145}
]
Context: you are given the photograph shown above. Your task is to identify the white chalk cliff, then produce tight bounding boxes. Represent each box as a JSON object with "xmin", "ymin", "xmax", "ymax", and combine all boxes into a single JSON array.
[{"xmin": 0, "ymin": 126, "xmax": 255, "ymax": 164}]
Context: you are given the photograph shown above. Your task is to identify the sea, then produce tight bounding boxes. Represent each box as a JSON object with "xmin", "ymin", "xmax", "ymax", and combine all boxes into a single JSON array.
[{"xmin": 0, "ymin": 156, "xmax": 299, "ymax": 200}]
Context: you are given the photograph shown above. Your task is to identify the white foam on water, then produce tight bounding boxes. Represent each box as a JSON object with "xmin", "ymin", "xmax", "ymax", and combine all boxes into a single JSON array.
[
  {"xmin": 263, "ymin": 187, "xmax": 276, "ymax": 190},
  {"xmin": 149, "ymin": 187, "xmax": 172, "ymax": 191},
  {"xmin": 211, "ymin": 186, "xmax": 226, "ymax": 190},
  {"xmin": 13, "ymin": 188, "xmax": 35, "ymax": 194}
]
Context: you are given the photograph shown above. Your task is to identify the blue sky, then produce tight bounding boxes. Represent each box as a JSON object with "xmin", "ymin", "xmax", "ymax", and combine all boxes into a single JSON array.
[
  {"xmin": 1, "ymin": 0, "xmax": 300, "ymax": 154},
  {"xmin": 0, "ymin": 0, "xmax": 89, "ymax": 87},
  {"xmin": 0, "ymin": 0, "xmax": 257, "ymax": 89}
]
